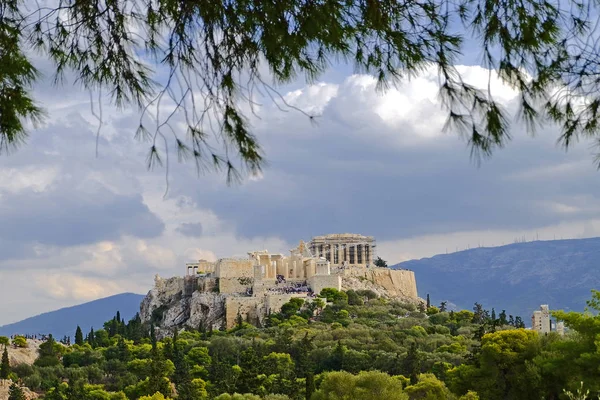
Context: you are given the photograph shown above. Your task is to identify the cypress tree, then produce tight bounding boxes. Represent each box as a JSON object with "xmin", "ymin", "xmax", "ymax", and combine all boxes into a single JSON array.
[
  {"xmin": 293, "ymin": 333, "xmax": 315, "ymax": 400},
  {"xmin": 499, "ymin": 310, "xmax": 508, "ymax": 326},
  {"xmin": 426, "ymin": 294, "xmax": 431, "ymax": 308},
  {"xmin": 173, "ymin": 329, "xmax": 194, "ymax": 400},
  {"xmin": 1, "ymin": 346, "xmax": 10, "ymax": 379},
  {"xmin": 148, "ymin": 325, "xmax": 169, "ymax": 397},
  {"xmin": 74, "ymin": 326, "xmax": 83, "ymax": 346},
  {"xmin": 88, "ymin": 327, "xmax": 95, "ymax": 347},
  {"xmin": 403, "ymin": 342, "xmax": 420, "ymax": 385},
  {"xmin": 8, "ymin": 383, "xmax": 25, "ymax": 400}
]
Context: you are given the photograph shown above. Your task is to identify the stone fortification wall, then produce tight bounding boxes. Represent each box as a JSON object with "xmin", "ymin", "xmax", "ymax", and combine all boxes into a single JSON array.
[
  {"xmin": 264, "ymin": 293, "xmax": 307, "ymax": 315},
  {"xmin": 225, "ymin": 297, "xmax": 266, "ymax": 328},
  {"xmin": 219, "ymin": 276, "xmax": 254, "ymax": 294},
  {"xmin": 216, "ymin": 259, "xmax": 254, "ymax": 278},
  {"xmin": 197, "ymin": 277, "xmax": 218, "ymax": 293},
  {"xmin": 224, "ymin": 293, "xmax": 309, "ymax": 328},
  {"xmin": 340, "ymin": 267, "xmax": 418, "ymax": 299},
  {"xmin": 308, "ymin": 275, "xmax": 342, "ymax": 295}
]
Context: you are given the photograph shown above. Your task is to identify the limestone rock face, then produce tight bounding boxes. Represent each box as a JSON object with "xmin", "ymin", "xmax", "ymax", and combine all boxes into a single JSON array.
[
  {"xmin": 341, "ymin": 269, "xmax": 420, "ymax": 303},
  {"xmin": 140, "ymin": 276, "xmax": 227, "ymax": 335}
]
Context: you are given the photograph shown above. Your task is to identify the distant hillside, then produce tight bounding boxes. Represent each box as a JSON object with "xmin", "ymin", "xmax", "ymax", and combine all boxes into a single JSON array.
[
  {"xmin": 393, "ymin": 237, "xmax": 600, "ymax": 321},
  {"xmin": 0, "ymin": 293, "xmax": 144, "ymax": 338}
]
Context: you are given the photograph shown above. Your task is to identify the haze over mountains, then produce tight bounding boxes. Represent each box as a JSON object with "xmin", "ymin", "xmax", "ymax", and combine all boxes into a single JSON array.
[
  {"xmin": 0, "ymin": 293, "xmax": 144, "ymax": 338},
  {"xmin": 394, "ymin": 237, "xmax": 600, "ymax": 320}
]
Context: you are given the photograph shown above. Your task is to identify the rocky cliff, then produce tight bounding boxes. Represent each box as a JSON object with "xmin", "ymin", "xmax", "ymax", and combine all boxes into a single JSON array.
[
  {"xmin": 140, "ymin": 275, "xmax": 227, "ymax": 334},
  {"xmin": 140, "ymin": 268, "xmax": 420, "ymax": 334}
]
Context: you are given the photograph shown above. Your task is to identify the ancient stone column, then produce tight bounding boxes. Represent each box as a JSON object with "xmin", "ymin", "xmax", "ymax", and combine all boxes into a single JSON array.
[
  {"xmin": 361, "ymin": 245, "xmax": 367, "ymax": 266},
  {"xmin": 337, "ymin": 245, "xmax": 343, "ymax": 267},
  {"xmin": 267, "ymin": 255, "xmax": 272, "ymax": 278}
]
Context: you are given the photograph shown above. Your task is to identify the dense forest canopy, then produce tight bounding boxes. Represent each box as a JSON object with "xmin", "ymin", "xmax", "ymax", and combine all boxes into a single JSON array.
[
  {"xmin": 2, "ymin": 288, "xmax": 600, "ymax": 399},
  {"xmin": 2, "ymin": 0, "xmax": 600, "ymax": 180}
]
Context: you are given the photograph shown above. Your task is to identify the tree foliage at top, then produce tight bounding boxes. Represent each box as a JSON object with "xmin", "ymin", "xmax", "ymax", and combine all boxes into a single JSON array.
[{"xmin": 2, "ymin": 0, "xmax": 600, "ymax": 181}]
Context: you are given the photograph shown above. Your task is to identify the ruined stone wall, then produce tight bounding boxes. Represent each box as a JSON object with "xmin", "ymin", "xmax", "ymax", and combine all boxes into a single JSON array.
[
  {"xmin": 308, "ymin": 275, "xmax": 342, "ymax": 294},
  {"xmin": 197, "ymin": 277, "xmax": 218, "ymax": 293},
  {"xmin": 216, "ymin": 259, "xmax": 254, "ymax": 278},
  {"xmin": 264, "ymin": 294, "xmax": 307, "ymax": 315},
  {"xmin": 225, "ymin": 297, "xmax": 266, "ymax": 328},
  {"xmin": 224, "ymin": 293, "xmax": 310, "ymax": 328},
  {"xmin": 219, "ymin": 276, "xmax": 255, "ymax": 294}
]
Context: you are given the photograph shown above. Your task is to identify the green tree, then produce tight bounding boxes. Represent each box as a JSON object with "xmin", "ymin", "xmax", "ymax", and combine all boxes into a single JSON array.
[
  {"xmin": 426, "ymin": 306, "xmax": 440, "ymax": 316},
  {"xmin": 8, "ymin": 383, "xmax": 26, "ymax": 400},
  {"xmin": 172, "ymin": 329, "xmax": 195, "ymax": 400},
  {"xmin": 426, "ymin": 294, "xmax": 431, "ymax": 309},
  {"xmin": 514, "ymin": 316, "xmax": 525, "ymax": 329},
  {"xmin": 374, "ymin": 257, "xmax": 388, "ymax": 268},
  {"xmin": 439, "ymin": 301, "xmax": 447, "ymax": 313},
  {"xmin": 447, "ymin": 329, "xmax": 542, "ymax": 400},
  {"xmin": 472, "ymin": 303, "xmax": 485, "ymax": 324},
  {"xmin": 292, "ymin": 333, "xmax": 315, "ymax": 400},
  {"xmin": 405, "ymin": 373, "xmax": 454, "ymax": 400},
  {"xmin": 34, "ymin": 335, "xmax": 62, "ymax": 367},
  {"xmin": 498, "ymin": 310, "xmax": 508, "ymax": 326},
  {"xmin": 147, "ymin": 327, "xmax": 171, "ymax": 398},
  {"xmin": 312, "ymin": 370, "xmax": 407, "ymax": 400},
  {"xmin": 87, "ymin": 327, "xmax": 95, "ymax": 347},
  {"xmin": 0, "ymin": 337, "xmax": 9, "ymax": 347},
  {"xmin": 403, "ymin": 342, "xmax": 421, "ymax": 385},
  {"xmin": 1, "ymin": 346, "xmax": 10, "ymax": 379},
  {"xmin": 12, "ymin": 336, "xmax": 26, "ymax": 348},
  {"xmin": 280, "ymin": 298, "xmax": 305, "ymax": 319},
  {"xmin": 237, "ymin": 346, "xmax": 263, "ymax": 394},
  {"xmin": 319, "ymin": 288, "xmax": 348, "ymax": 303},
  {"xmin": 74, "ymin": 326, "xmax": 84, "ymax": 346}
]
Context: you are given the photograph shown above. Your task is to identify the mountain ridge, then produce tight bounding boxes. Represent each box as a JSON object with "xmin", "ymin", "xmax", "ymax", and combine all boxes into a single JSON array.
[
  {"xmin": 392, "ymin": 237, "xmax": 600, "ymax": 321},
  {"xmin": 0, "ymin": 292, "xmax": 144, "ymax": 338}
]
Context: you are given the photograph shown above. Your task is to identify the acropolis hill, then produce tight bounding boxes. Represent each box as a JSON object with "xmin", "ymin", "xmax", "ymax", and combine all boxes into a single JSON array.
[{"xmin": 140, "ymin": 234, "xmax": 419, "ymax": 331}]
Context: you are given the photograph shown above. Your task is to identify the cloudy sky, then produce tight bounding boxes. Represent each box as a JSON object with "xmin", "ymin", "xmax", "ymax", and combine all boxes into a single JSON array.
[{"xmin": 2, "ymin": 45, "xmax": 600, "ymax": 325}]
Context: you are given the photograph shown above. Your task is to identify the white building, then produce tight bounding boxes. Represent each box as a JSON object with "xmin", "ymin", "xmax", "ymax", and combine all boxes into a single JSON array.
[{"xmin": 531, "ymin": 304, "xmax": 564, "ymax": 335}]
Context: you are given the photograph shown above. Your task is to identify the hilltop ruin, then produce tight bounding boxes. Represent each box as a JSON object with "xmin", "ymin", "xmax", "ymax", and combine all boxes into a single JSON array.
[{"xmin": 140, "ymin": 234, "xmax": 419, "ymax": 331}]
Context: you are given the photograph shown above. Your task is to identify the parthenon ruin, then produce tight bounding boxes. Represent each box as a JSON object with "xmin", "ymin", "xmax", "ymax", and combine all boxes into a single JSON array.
[{"xmin": 309, "ymin": 233, "xmax": 375, "ymax": 267}]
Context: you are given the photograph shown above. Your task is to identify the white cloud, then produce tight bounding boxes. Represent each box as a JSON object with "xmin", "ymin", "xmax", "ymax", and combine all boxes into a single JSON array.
[{"xmin": 0, "ymin": 167, "xmax": 59, "ymax": 193}]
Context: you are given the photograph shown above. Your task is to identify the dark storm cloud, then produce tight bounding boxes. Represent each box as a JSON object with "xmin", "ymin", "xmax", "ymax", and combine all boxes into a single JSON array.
[
  {"xmin": 0, "ymin": 186, "xmax": 164, "ymax": 246},
  {"xmin": 176, "ymin": 222, "xmax": 204, "ymax": 237}
]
